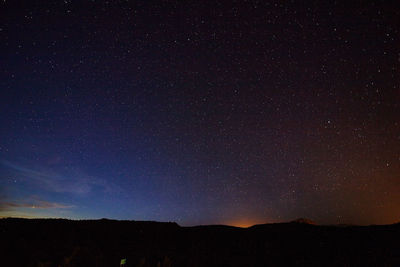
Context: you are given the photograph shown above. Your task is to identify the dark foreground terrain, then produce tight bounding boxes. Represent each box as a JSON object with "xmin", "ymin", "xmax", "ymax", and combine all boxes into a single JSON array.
[{"xmin": 1, "ymin": 218, "xmax": 399, "ymax": 266}]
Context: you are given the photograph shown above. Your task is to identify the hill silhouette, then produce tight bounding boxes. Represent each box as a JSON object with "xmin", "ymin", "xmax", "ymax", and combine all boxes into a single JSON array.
[
  {"xmin": 1, "ymin": 218, "xmax": 399, "ymax": 266},
  {"xmin": 290, "ymin": 218, "xmax": 316, "ymax": 225}
]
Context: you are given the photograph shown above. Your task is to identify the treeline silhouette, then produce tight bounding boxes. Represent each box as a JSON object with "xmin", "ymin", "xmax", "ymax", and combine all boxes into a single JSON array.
[{"xmin": 1, "ymin": 218, "xmax": 399, "ymax": 266}]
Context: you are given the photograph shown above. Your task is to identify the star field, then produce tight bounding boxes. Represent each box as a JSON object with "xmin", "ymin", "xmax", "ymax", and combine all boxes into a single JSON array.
[{"xmin": 0, "ymin": 0, "xmax": 399, "ymax": 226}]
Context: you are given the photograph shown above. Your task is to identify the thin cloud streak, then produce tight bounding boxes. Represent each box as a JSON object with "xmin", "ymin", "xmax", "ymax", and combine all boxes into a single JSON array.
[
  {"xmin": 0, "ymin": 199, "xmax": 74, "ymax": 211},
  {"xmin": 1, "ymin": 160, "xmax": 122, "ymax": 195}
]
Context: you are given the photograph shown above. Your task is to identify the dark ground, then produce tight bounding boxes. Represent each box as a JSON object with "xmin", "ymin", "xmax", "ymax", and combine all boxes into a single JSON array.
[{"xmin": 1, "ymin": 218, "xmax": 399, "ymax": 266}]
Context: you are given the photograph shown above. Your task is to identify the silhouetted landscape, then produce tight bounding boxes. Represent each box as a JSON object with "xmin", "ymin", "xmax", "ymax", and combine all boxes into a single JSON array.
[{"xmin": 2, "ymin": 218, "xmax": 399, "ymax": 266}]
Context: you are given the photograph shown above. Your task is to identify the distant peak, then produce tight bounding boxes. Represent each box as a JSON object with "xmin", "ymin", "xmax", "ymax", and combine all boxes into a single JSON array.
[{"xmin": 291, "ymin": 218, "xmax": 316, "ymax": 225}]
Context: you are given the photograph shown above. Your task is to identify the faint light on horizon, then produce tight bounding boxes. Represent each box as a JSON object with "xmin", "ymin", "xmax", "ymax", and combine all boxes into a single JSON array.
[{"xmin": 227, "ymin": 219, "xmax": 264, "ymax": 228}]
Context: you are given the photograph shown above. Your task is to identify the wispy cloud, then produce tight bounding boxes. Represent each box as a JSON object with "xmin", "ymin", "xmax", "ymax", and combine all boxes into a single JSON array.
[
  {"xmin": 0, "ymin": 199, "xmax": 74, "ymax": 211},
  {"xmin": 1, "ymin": 160, "xmax": 122, "ymax": 195}
]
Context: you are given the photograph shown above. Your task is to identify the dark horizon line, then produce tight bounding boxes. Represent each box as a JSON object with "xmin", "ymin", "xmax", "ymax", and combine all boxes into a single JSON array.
[{"xmin": 2, "ymin": 216, "xmax": 399, "ymax": 228}]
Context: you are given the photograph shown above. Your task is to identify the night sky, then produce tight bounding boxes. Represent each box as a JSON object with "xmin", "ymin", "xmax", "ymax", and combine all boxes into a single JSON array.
[{"xmin": 1, "ymin": 0, "xmax": 399, "ymax": 226}]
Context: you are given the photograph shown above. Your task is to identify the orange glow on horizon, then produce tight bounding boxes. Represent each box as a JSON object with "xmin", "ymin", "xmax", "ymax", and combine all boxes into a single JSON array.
[{"xmin": 226, "ymin": 219, "xmax": 265, "ymax": 228}]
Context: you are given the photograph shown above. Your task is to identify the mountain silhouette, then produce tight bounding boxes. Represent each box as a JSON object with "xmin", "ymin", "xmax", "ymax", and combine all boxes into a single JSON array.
[
  {"xmin": 291, "ymin": 218, "xmax": 316, "ymax": 225},
  {"xmin": 1, "ymin": 218, "xmax": 399, "ymax": 266}
]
